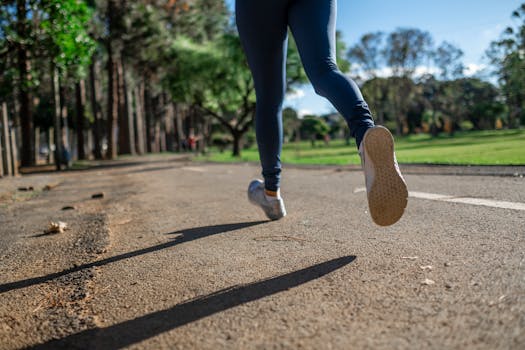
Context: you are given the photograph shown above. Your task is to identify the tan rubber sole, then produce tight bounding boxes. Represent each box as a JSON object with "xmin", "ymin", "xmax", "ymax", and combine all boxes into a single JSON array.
[{"xmin": 363, "ymin": 126, "xmax": 408, "ymax": 226}]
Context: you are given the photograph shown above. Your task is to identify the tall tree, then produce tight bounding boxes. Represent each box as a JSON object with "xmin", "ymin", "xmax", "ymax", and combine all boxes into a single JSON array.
[
  {"xmin": 433, "ymin": 41, "xmax": 464, "ymax": 80},
  {"xmin": 167, "ymin": 32, "xmax": 253, "ymax": 156},
  {"xmin": 300, "ymin": 115, "xmax": 330, "ymax": 147},
  {"xmin": 105, "ymin": 0, "xmax": 119, "ymax": 159},
  {"xmin": 0, "ymin": 0, "xmax": 95, "ymax": 166},
  {"xmin": 486, "ymin": 3, "xmax": 525, "ymax": 128},
  {"xmin": 347, "ymin": 31, "xmax": 385, "ymax": 78},
  {"xmin": 384, "ymin": 28, "xmax": 433, "ymax": 77},
  {"xmin": 282, "ymin": 107, "xmax": 301, "ymax": 142},
  {"xmin": 15, "ymin": 0, "xmax": 33, "ymax": 166},
  {"xmin": 383, "ymin": 28, "xmax": 433, "ymax": 134},
  {"xmin": 75, "ymin": 80, "xmax": 87, "ymax": 159}
]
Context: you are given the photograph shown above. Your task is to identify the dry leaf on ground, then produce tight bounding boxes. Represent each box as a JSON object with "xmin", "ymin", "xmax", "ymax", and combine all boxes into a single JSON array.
[{"xmin": 44, "ymin": 221, "xmax": 68, "ymax": 234}]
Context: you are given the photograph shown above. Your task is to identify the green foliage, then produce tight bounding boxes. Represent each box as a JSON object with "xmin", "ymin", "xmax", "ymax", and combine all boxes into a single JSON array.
[
  {"xmin": 335, "ymin": 31, "xmax": 351, "ymax": 73},
  {"xmin": 121, "ymin": 2, "xmax": 172, "ymax": 77},
  {"xmin": 0, "ymin": 0, "xmax": 95, "ymax": 90},
  {"xmin": 171, "ymin": 0, "xmax": 229, "ymax": 43},
  {"xmin": 459, "ymin": 120, "xmax": 474, "ymax": 131},
  {"xmin": 486, "ymin": 3, "xmax": 525, "ymax": 128},
  {"xmin": 447, "ymin": 78, "xmax": 505, "ymax": 130},
  {"xmin": 167, "ymin": 33, "xmax": 253, "ymax": 113},
  {"xmin": 300, "ymin": 115, "xmax": 330, "ymax": 146},
  {"xmin": 286, "ymin": 34, "xmax": 308, "ymax": 88},
  {"xmin": 40, "ymin": 0, "xmax": 96, "ymax": 79},
  {"xmin": 165, "ymin": 31, "xmax": 255, "ymax": 156}
]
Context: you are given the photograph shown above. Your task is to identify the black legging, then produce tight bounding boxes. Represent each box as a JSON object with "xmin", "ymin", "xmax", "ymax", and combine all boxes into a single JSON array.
[{"xmin": 236, "ymin": 0, "xmax": 375, "ymax": 191}]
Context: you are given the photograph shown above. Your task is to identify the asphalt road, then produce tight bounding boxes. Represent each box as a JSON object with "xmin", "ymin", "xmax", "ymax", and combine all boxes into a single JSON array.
[{"xmin": 1, "ymin": 158, "xmax": 524, "ymax": 349}]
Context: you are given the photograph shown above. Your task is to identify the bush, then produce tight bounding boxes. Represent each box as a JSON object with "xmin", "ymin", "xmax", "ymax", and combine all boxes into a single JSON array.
[{"xmin": 459, "ymin": 120, "xmax": 474, "ymax": 131}]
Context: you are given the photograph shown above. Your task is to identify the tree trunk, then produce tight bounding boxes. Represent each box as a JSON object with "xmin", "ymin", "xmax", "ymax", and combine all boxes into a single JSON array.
[
  {"xmin": 51, "ymin": 66, "xmax": 62, "ymax": 170},
  {"xmin": 158, "ymin": 93, "xmax": 166, "ymax": 153},
  {"xmin": 16, "ymin": 0, "xmax": 33, "ymax": 167},
  {"xmin": 164, "ymin": 96, "xmax": 175, "ymax": 152},
  {"xmin": 174, "ymin": 103, "xmax": 184, "ymax": 152},
  {"xmin": 232, "ymin": 131, "xmax": 242, "ymax": 157},
  {"xmin": 124, "ymin": 64, "xmax": 136, "ymax": 155},
  {"xmin": 144, "ymin": 83, "xmax": 153, "ymax": 153},
  {"xmin": 117, "ymin": 58, "xmax": 131, "ymax": 155},
  {"xmin": 154, "ymin": 117, "xmax": 161, "ymax": 153},
  {"xmin": 106, "ymin": 50, "xmax": 118, "ymax": 159},
  {"xmin": 393, "ymin": 95, "xmax": 402, "ymax": 136},
  {"xmin": 89, "ymin": 60, "xmax": 103, "ymax": 159},
  {"xmin": 134, "ymin": 85, "xmax": 146, "ymax": 154},
  {"xmin": 59, "ymin": 84, "xmax": 70, "ymax": 162},
  {"xmin": 75, "ymin": 80, "xmax": 87, "ymax": 160},
  {"xmin": 378, "ymin": 110, "xmax": 385, "ymax": 125},
  {"xmin": 1, "ymin": 102, "xmax": 12, "ymax": 175},
  {"xmin": 47, "ymin": 127, "xmax": 54, "ymax": 164},
  {"xmin": 34, "ymin": 126, "xmax": 40, "ymax": 163},
  {"xmin": 106, "ymin": 0, "xmax": 118, "ymax": 159},
  {"xmin": 196, "ymin": 113, "xmax": 206, "ymax": 154}
]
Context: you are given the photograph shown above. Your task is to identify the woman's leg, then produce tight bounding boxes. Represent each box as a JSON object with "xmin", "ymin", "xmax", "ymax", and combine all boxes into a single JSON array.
[
  {"xmin": 288, "ymin": 0, "xmax": 407, "ymax": 226},
  {"xmin": 236, "ymin": 0, "xmax": 289, "ymax": 192},
  {"xmin": 287, "ymin": 0, "xmax": 375, "ymax": 147}
]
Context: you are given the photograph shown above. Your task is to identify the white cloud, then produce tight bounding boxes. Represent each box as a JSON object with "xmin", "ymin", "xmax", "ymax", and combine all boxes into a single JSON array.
[
  {"xmin": 286, "ymin": 89, "xmax": 305, "ymax": 100},
  {"xmin": 464, "ymin": 63, "xmax": 487, "ymax": 76},
  {"xmin": 375, "ymin": 67, "xmax": 393, "ymax": 78},
  {"xmin": 350, "ymin": 65, "xmax": 439, "ymax": 80},
  {"xmin": 414, "ymin": 66, "xmax": 440, "ymax": 77},
  {"xmin": 297, "ymin": 109, "xmax": 313, "ymax": 118}
]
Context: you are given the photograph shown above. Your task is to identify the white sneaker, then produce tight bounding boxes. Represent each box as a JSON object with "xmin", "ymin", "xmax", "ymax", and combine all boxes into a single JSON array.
[
  {"xmin": 247, "ymin": 180, "xmax": 286, "ymax": 220},
  {"xmin": 359, "ymin": 126, "xmax": 408, "ymax": 226}
]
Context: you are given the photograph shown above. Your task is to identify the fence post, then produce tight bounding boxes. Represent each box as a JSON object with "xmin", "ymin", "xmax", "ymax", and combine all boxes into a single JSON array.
[{"xmin": 1, "ymin": 103, "xmax": 12, "ymax": 176}]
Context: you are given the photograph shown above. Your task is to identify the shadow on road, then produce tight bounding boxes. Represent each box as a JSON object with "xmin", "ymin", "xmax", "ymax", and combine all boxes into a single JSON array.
[
  {"xmin": 28, "ymin": 255, "xmax": 356, "ymax": 350},
  {"xmin": 0, "ymin": 221, "xmax": 267, "ymax": 294}
]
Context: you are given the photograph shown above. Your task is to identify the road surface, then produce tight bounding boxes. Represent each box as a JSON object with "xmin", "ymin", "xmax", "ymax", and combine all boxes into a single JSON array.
[{"xmin": 0, "ymin": 157, "xmax": 524, "ymax": 349}]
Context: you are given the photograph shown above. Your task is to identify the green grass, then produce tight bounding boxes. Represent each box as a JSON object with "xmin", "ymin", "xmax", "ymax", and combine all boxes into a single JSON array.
[{"xmin": 197, "ymin": 129, "xmax": 525, "ymax": 165}]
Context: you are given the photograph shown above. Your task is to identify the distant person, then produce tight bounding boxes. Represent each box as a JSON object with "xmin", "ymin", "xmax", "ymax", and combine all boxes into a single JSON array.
[
  {"xmin": 237, "ymin": 0, "xmax": 408, "ymax": 226},
  {"xmin": 187, "ymin": 128, "xmax": 198, "ymax": 152}
]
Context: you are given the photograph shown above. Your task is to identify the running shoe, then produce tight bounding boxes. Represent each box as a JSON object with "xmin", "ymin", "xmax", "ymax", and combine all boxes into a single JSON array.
[
  {"xmin": 247, "ymin": 179, "xmax": 286, "ymax": 220},
  {"xmin": 359, "ymin": 126, "xmax": 408, "ymax": 226}
]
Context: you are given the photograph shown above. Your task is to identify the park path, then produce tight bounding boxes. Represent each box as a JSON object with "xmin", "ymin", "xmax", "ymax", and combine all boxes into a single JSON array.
[{"xmin": 1, "ymin": 157, "xmax": 524, "ymax": 349}]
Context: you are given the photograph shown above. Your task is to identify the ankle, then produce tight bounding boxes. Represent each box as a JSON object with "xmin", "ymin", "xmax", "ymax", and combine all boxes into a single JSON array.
[{"xmin": 264, "ymin": 188, "xmax": 281, "ymax": 200}]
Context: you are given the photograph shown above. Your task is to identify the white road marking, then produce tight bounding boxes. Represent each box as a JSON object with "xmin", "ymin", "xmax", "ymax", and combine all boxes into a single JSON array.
[{"xmin": 354, "ymin": 187, "xmax": 525, "ymax": 211}]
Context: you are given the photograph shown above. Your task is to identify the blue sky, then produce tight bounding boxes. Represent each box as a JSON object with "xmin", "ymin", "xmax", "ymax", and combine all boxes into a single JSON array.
[{"xmin": 225, "ymin": 0, "xmax": 523, "ymax": 115}]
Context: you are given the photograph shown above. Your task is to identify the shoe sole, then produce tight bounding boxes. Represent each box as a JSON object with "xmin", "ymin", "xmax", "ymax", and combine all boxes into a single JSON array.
[{"xmin": 363, "ymin": 126, "xmax": 408, "ymax": 226}]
